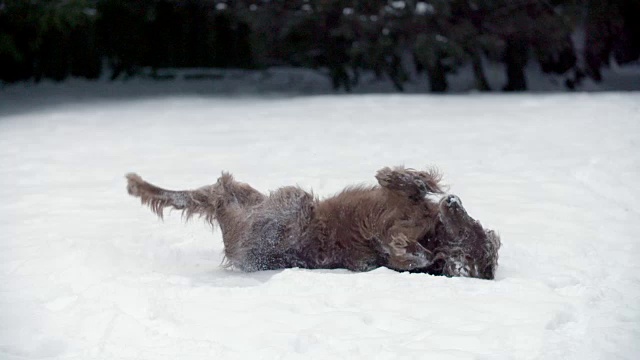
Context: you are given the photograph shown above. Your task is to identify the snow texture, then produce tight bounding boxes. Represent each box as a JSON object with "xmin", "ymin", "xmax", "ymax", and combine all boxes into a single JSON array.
[{"xmin": 1, "ymin": 89, "xmax": 639, "ymax": 359}]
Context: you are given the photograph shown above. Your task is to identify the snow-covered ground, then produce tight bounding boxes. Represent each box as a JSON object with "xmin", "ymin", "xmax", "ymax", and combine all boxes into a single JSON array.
[
  {"xmin": 1, "ymin": 91, "xmax": 639, "ymax": 359},
  {"xmin": 2, "ymin": 61, "xmax": 640, "ymax": 118}
]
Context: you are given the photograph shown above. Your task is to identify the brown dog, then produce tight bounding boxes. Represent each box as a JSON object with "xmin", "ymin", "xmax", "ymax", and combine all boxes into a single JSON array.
[{"xmin": 126, "ymin": 166, "xmax": 500, "ymax": 279}]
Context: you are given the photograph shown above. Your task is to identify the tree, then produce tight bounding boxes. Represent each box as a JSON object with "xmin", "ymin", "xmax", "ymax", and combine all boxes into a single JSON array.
[
  {"xmin": 0, "ymin": 1, "xmax": 39, "ymax": 82},
  {"xmin": 585, "ymin": 0, "xmax": 640, "ymax": 81},
  {"xmin": 96, "ymin": 0, "xmax": 150, "ymax": 79},
  {"xmin": 0, "ymin": 0, "xmax": 101, "ymax": 83},
  {"xmin": 480, "ymin": 0, "xmax": 577, "ymax": 91}
]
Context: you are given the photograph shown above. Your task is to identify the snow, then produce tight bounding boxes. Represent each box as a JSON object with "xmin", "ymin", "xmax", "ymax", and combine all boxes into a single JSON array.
[
  {"xmin": 1, "ymin": 89, "xmax": 639, "ymax": 359},
  {"xmin": 2, "ymin": 62, "xmax": 639, "ymax": 111},
  {"xmin": 416, "ymin": 2, "xmax": 435, "ymax": 15}
]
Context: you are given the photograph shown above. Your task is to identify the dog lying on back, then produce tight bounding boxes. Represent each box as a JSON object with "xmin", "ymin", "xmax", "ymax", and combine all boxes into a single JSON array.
[{"xmin": 126, "ymin": 166, "xmax": 500, "ymax": 279}]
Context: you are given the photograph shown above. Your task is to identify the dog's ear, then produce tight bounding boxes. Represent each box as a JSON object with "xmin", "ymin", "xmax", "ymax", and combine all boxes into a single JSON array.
[{"xmin": 481, "ymin": 229, "xmax": 501, "ymax": 280}]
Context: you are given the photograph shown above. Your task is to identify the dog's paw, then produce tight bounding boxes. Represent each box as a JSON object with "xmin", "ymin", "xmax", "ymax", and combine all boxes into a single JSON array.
[
  {"xmin": 374, "ymin": 167, "xmax": 395, "ymax": 187},
  {"xmin": 403, "ymin": 243, "xmax": 433, "ymax": 270},
  {"xmin": 387, "ymin": 237, "xmax": 433, "ymax": 270}
]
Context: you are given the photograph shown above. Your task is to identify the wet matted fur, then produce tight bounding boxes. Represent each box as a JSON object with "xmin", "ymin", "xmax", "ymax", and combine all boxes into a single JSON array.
[{"xmin": 126, "ymin": 166, "xmax": 501, "ymax": 279}]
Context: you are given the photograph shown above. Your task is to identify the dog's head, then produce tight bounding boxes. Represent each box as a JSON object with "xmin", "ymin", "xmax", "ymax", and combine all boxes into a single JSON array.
[{"xmin": 434, "ymin": 195, "xmax": 501, "ymax": 280}]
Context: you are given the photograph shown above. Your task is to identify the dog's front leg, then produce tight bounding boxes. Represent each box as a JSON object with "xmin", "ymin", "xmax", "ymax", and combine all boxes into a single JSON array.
[
  {"xmin": 375, "ymin": 166, "xmax": 444, "ymax": 200},
  {"xmin": 375, "ymin": 224, "xmax": 434, "ymax": 271}
]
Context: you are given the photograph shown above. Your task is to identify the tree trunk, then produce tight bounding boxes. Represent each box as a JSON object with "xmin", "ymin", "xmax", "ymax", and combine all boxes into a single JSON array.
[
  {"xmin": 503, "ymin": 38, "xmax": 528, "ymax": 91},
  {"xmin": 427, "ymin": 60, "xmax": 447, "ymax": 93},
  {"xmin": 470, "ymin": 47, "xmax": 491, "ymax": 91}
]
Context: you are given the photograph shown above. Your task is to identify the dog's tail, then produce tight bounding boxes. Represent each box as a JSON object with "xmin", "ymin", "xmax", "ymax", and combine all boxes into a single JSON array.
[{"xmin": 126, "ymin": 173, "xmax": 217, "ymax": 222}]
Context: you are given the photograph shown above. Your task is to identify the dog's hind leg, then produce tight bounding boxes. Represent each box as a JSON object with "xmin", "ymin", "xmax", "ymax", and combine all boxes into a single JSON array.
[
  {"xmin": 126, "ymin": 172, "xmax": 265, "ymax": 222},
  {"xmin": 375, "ymin": 166, "xmax": 444, "ymax": 200}
]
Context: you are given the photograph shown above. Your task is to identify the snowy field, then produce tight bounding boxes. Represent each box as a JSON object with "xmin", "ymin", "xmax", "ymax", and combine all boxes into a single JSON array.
[{"xmin": 1, "ymin": 91, "xmax": 639, "ymax": 359}]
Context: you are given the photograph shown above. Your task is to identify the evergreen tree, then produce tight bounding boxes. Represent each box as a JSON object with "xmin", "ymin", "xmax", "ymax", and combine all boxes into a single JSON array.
[
  {"xmin": 0, "ymin": 1, "xmax": 39, "ymax": 82},
  {"xmin": 1, "ymin": 0, "xmax": 636, "ymax": 91},
  {"xmin": 585, "ymin": 0, "xmax": 640, "ymax": 81}
]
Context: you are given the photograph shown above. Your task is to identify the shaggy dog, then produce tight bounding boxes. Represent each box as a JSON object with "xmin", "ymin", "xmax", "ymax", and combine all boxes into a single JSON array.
[{"xmin": 126, "ymin": 166, "xmax": 501, "ymax": 279}]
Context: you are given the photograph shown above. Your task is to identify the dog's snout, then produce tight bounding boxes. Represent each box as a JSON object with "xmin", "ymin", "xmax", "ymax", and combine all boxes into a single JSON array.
[
  {"xmin": 440, "ymin": 195, "xmax": 468, "ymax": 218},
  {"xmin": 446, "ymin": 195, "xmax": 461, "ymax": 207}
]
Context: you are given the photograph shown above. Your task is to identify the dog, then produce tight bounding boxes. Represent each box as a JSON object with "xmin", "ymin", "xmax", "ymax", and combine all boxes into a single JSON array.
[{"xmin": 126, "ymin": 166, "xmax": 500, "ymax": 279}]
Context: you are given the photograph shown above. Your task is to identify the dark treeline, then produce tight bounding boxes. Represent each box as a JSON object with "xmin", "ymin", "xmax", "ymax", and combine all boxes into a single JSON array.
[{"xmin": 0, "ymin": 0, "xmax": 638, "ymax": 91}]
